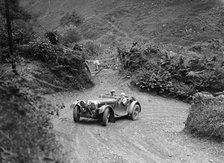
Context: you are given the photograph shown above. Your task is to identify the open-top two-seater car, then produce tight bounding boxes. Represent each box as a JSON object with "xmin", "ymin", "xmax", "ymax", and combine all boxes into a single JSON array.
[{"xmin": 70, "ymin": 90, "xmax": 141, "ymax": 126}]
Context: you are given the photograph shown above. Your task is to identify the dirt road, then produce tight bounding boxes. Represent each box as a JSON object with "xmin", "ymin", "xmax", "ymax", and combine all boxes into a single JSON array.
[{"xmin": 47, "ymin": 69, "xmax": 224, "ymax": 163}]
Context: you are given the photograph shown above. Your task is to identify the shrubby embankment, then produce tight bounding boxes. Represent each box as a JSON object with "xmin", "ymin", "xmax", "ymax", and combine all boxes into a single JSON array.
[
  {"xmin": 118, "ymin": 41, "xmax": 224, "ymax": 140},
  {"xmin": 185, "ymin": 92, "xmax": 224, "ymax": 140},
  {"xmin": 17, "ymin": 38, "xmax": 93, "ymax": 93},
  {"xmin": 118, "ymin": 42, "xmax": 224, "ymax": 100},
  {"xmin": 0, "ymin": 1, "xmax": 94, "ymax": 162},
  {"xmin": 0, "ymin": 76, "xmax": 66, "ymax": 162}
]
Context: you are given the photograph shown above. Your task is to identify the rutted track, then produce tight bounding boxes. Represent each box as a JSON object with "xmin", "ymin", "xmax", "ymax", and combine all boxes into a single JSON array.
[{"xmin": 47, "ymin": 69, "xmax": 224, "ymax": 163}]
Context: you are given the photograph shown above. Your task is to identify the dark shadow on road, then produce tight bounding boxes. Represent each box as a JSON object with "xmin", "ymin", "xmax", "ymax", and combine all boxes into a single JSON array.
[{"xmin": 75, "ymin": 115, "xmax": 131, "ymax": 126}]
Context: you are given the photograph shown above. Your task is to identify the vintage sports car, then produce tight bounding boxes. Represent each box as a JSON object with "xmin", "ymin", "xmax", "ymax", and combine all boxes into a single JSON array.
[{"xmin": 70, "ymin": 90, "xmax": 141, "ymax": 126}]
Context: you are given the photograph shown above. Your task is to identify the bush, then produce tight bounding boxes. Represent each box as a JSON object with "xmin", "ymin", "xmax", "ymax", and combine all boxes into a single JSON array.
[
  {"xmin": 62, "ymin": 29, "xmax": 82, "ymax": 46},
  {"xmin": 118, "ymin": 47, "xmax": 148, "ymax": 71},
  {"xmin": 60, "ymin": 10, "xmax": 83, "ymax": 27},
  {"xmin": 0, "ymin": 78, "xmax": 64, "ymax": 162},
  {"xmin": 118, "ymin": 45, "xmax": 224, "ymax": 99},
  {"xmin": 185, "ymin": 93, "xmax": 224, "ymax": 140},
  {"xmin": 19, "ymin": 38, "xmax": 63, "ymax": 63},
  {"xmin": 81, "ymin": 40, "xmax": 102, "ymax": 58},
  {"xmin": 0, "ymin": 14, "xmax": 34, "ymax": 63},
  {"xmin": 12, "ymin": 20, "xmax": 34, "ymax": 45},
  {"xmin": 45, "ymin": 31, "xmax": 60, "ymax": 45},
  {"xmin": 17, "ymin": 38, "xmax": 93, "ymax": 90}
]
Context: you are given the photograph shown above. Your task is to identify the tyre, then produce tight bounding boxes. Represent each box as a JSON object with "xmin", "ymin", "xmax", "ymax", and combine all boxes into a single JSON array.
[
  {"xmin": 131, "ymin": 104, "xmax": 140, "ymax": 121},
  {"xmin": 73, "ymin": 106, "xmax": 80, "ymax": 122},
  {"xmin": 102, "ymin": 108, "xmax": 110, "ymax": 126}
]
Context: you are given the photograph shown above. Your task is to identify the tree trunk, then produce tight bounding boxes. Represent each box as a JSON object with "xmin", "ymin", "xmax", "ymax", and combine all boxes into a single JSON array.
[{"xmin": 4, "ymin": 0, "xmax": 18, "ymax": 75}]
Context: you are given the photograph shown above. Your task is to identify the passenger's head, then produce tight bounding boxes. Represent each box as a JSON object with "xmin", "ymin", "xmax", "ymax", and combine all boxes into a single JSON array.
[{"xmin": 120, "ymin": 92, "xmax": 125, "ymax": 97}]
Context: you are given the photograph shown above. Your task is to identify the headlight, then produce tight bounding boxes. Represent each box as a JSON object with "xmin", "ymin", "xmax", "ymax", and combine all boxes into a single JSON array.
[
  {"xmin": 90, "ymin": 103, "xmax": 96, "ymax": 109},
  {"xmin": 89, "ymin": 101, "xmax": 98, "ymax": 110},
  {"xmin": 80, "ymin": 101, "xmax": 86, "ymax": 107}
]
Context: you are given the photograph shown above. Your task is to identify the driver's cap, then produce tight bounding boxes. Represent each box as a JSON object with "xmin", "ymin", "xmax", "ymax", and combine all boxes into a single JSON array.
[{"xmin": 110, "ymin": 90, "xmax": 115, "ymax": 94}]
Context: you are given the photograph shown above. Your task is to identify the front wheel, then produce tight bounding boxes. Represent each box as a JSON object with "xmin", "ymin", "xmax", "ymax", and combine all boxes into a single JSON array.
[
  {"xmin": 102, "ymin": 108, "xmax": 110, "ymax": 126},
  {"xmin": 131, "ymin": 104, "xmax": 140, "ymax": 121},
  {"xmin": 73, "ymin": 106, "xmax": 80, "ymax": 122}
]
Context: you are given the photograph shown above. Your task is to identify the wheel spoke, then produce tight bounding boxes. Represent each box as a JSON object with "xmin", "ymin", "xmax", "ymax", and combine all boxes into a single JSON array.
[{"xmin": 133, "ymin": 107, "xmax": 139, "ymax": 119}]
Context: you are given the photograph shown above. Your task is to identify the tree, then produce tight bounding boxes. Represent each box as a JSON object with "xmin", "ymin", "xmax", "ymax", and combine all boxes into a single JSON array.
[
  {"xmin": 4, "ymin": 0, "xmax": 17, "ymax": 74},
  {"xmin": 0, "ymin": 0, "xmax": 31, "ymax": 21},
  {"xmin": 0, "ymin": 0, "xmax": 32, "ymax": 74}
]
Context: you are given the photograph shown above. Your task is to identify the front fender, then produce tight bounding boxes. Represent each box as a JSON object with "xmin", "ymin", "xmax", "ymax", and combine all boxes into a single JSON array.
[
  {"xmin": 70, "ymin": 100, "xmax": 80, "ymax": 109},
  {"xmin": 98, "ymin": 105, "xmax": 112, "ymax": 114},
  {"xmin": 128, "ymin": 101, "xmax": 141, "ymax": 115},
  {"xmin": 98, "ymin": 105, "xmax": 115, "ymax": 123}
]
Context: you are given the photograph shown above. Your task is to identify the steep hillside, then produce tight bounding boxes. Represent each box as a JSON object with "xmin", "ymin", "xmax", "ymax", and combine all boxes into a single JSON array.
[
  {"xmin": 20, "ymin": 0, "xmax": 224, "ymax": 49},
  {"xmin": 13, "ymin": 1, "xmax": 224, "ymax": 162}
]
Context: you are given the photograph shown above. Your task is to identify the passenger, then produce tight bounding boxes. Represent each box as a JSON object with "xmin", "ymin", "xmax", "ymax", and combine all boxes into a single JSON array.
[{"xmin": 120, "ymin": 92, "xmax": 128, "ymax": 105}]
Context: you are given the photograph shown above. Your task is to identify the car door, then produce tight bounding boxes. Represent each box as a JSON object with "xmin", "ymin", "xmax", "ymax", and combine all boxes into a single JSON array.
[{"xmin": 113, "ymin": 98, "xmax": 128, "ymax": 116}]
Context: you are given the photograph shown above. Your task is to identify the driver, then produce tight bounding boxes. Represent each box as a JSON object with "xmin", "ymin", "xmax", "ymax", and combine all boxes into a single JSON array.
[{"xmin": 110, "ymin": 90, "xmax": 116, "ymax": 96}]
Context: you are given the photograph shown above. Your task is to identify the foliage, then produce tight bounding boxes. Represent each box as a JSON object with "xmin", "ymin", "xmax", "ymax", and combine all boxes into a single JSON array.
[
  {"xmin": 81, "ymin": 40, "xmax": 102, "ymax": 58},
  {"xmin": 185, "ymin": 93, "xmax": 224, "ymax": 140},
  {"xmin": 60, "ymin": 10, "xmax": 83, "ymax": 27},
  {"xmin": 45, "ymin": 31, "xmax": 60, "ymax": 45},
  {"xmin": 118, "ymin": 45, "xmax": 224, "ymax": 99},
  {"xmin": 0, "ymin": 0, "xmax": 33, "ymax": 46},
  {"xmin": 61, "ymin": 29, "xmax": 82, "ymax": 46},
  {"xmin": 17, "ymin": 38, "xmax": 93, "ymax": 90},
  {"xmin": 12, "ymin": 19, "xmax": 34, "ymax": 45},
  {"xmin": 0, "ymin": 0, "xmax": 31, "ymax": 21},
  {"xmin": 0, "ymin": 78, "xmax": 64, "ymax": 162},
  {"xmin": 0, "ymin": 0, "xmax": 34, "ymax": 62},
  {"xmin": 118, "ymin": 46, "xmax": 149, "ymax": 71},
  {"xmin": 0, "ymin": 19, "xmax": 34, "ymax": 60}
]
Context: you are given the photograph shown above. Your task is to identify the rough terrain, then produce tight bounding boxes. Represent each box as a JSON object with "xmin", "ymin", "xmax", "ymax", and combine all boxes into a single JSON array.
[
  {"xmin": 20, "ymin": 0, "xmax": 224, "ymax": 162},
  {"xmin": 47, "ymin": 67, "xmax": 224, "ymax": 163},
  {"xmin": 20, "ymin": 0, "xmax": 224, "ymax": 48}
]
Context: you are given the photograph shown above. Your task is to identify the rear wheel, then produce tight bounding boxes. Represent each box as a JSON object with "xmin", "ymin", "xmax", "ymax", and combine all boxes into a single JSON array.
[
  {"xmin": 131, "ymin": 104, "xmax": 140, "ymax": 121},
  {"xmin": 73, "ymin": 106, "xmax": 80, "ymax": 122},
  {"xmin": 102, "ymin": 108, "xmax": 110, "ymax": 126}
]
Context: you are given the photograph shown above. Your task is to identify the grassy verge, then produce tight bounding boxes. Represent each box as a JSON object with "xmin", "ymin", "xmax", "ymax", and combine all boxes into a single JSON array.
[
  {"xmin": 0, "ymin": 76, "xmax": 66, "ymax": 162},
  {"xmin": 185, "ymin": 93, "xmax": 224, "ymax": 141}
]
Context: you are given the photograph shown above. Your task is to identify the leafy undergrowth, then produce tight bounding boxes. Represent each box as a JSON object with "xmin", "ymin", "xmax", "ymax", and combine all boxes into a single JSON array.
[
  {"xmin": 118, "ymin": 42, "xmax": 224, "ymax": 100},
  {"xmin": 0, "ymin": 77, "xmax": 66, "ymax": 162},
  {"xmin": 17, "ymin": 38, "xmax": 93, "ymax": 93},
  {"xmin": 118, "ymin": 42, "xmax": 224, "ymax": 141},
  {"xmin": 60, "ymin": 9, "xmax": 83, "ymax": 27},
  {"xmin": 185, "ymin": 93, "xmax": 224, "ymax": 141}
]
